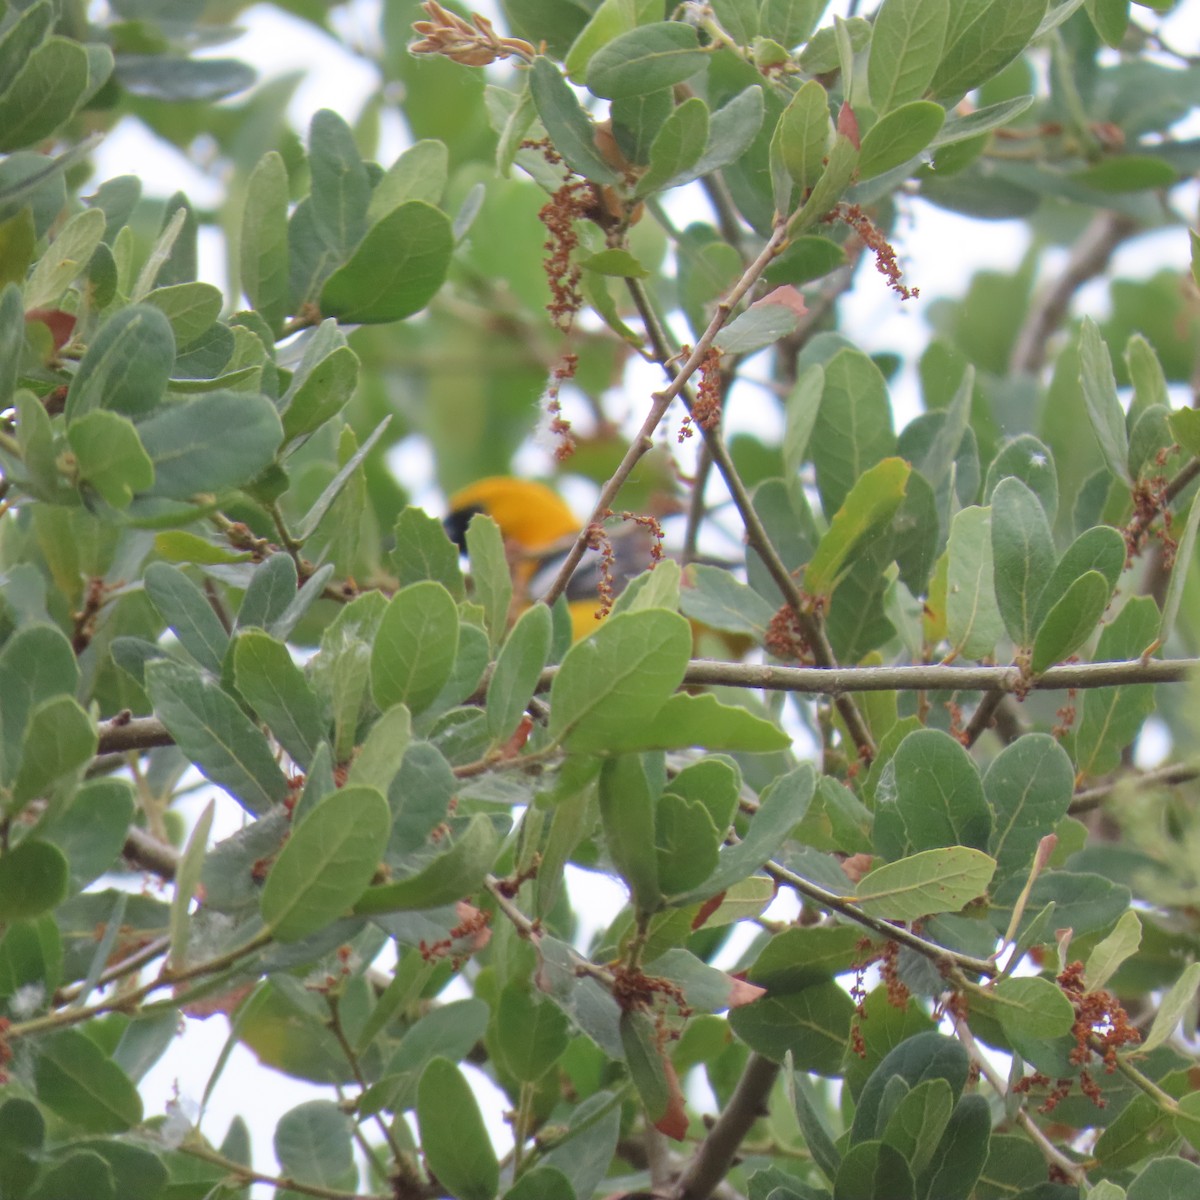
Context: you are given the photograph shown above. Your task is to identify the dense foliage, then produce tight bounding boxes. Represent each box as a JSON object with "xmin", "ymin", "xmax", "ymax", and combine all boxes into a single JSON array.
[{"xmin": 3, "ymin": 0, "xmax": 1200, "ymax": 1197}]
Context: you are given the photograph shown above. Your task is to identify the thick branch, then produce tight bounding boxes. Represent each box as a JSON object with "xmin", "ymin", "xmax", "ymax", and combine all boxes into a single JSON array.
[
  {"xmin": 97, "ymin": 714, "xmax": 173, "ymax": 754},
  {"xmin": 1010, "ymin": 212, "xmax": 1136, "ymax": 376},
  {"xmin": 671, "ymin": 1052, "xmax": 780, "ymax": 1200},
  {"xmin": 531, "ymin": 655, "xmax": 1194, "ymax": 696}
]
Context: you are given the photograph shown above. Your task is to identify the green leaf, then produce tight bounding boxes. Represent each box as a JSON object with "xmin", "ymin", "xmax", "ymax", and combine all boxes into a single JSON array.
[
  {"xmin": 392, "ymin": 506, "xmax": 465, "ymax": 598},
  {"xmin": 810, "ymin": 348, "xmax": 896, "ymax": 516},
  {"xmin": 946, "ymin": 506, "xmax": 1005, "ymax": 661},
  {"xmin": 1030, "ymin": 569, "xmax": 1110, "ymax": 673},
  {"xmin": 614, "ymin": 691, "xmax": 791, "ymax": 753},
  {"xmin": 238, "ymin": 553, "xmax": 299, "ymax": 632},
  {"xmin": 34, "ymin": 1030, "xmax": 142, "ymax": 1133},
  {"xmin": 487, "ymin": 603, "xmax": 552, "ymax": 743},
  {"xmin": 777, "ymin": 79, "xmax": 832, "ymax": 194},
  {"xmin": 1071, "ymin": 154, "xmax": 1175, "ymax": 193},
  {"xmin": 565, "ymin": 0, "xmax": 661, "ymax": 81},
  {"xmin": 853, "ymin": 847, "xmax": 995, "ymax": 921},
  {"xmin": 634, "ymin": 96, "xmax": 709, "ymax": 198},
  {"xmin": 356, "ymin": 813, "xmax": 500, "ymax": 913},
  {"xmin": 673, "ymin": 85, "xmax": 764, "ymax": 188},
  {"xmin": 806, "ymin": 458, "xmax": 911, "ymax": 599},
  {"xmin": 679, "ymin": 562, "xmax": 776, "ymax": 640},
  {"xmin": 868, "ymin": 0, "xmax": 950, "ymax": 114},
  {"xmin": 673, "ymin": 764, "xmax": 814, "ymax": 905},
  {"xmin": 294, "ymin": 416, "xmax": 388, "ymax": 542},
  {"xmin": 990, "ymin": 476, "xmax": 1056, "ymax": 648},
  {"xmin": 528, "ymin": 56, "xmax": 621, "ymax": 184},
  {"xmin": 308, "ymin": 108, "xmax": 369, "ymax": 257},
  {"xmin": 790, "ymin": 134, "xmax": 860, "ymax": 232},
  {"xmin": 1086, "ymin": 0, "xmax": 1131, "ymax": 46},
  {"xmin": 549, "ymin": 609, "xmax": 692, "ymax": 751},
  {"xmin": 417, "ymin": 1058, "xmax": 499, "ymax": 1200},
  {"xmin": 32, "ymin": 778, "xmax": 135, "ymax": 893},
  {"xmin": 836, "ymin": 1141, "xmax": 916, "ymax": 1200},
  {"xmin": 1032, "ymin": 524, "xmax": 1126, "ymax": 631},
  {"xmin": 0, "ymin": 840, "xmax": 69, "ymax": 919},
  {"xmin": 760, "ymin": 0, "xmax": 825, "ymax": 47},
  {"xmin": 713, "ymin": 299, "xmax": 802, "ymax": 354},
  {"xmin": 143, "ymin": 561, "xmax": 230, "ymax": 675},
  {"xmin": 599, "ymin": 753, "xmax": 661, "ymax": 911},
  {"xmin": 0, "ymin": 623, "xmax": 78, "ymax": 788},
  {"xmin": 656, "ymin": 791, "xmax": 721, "ymax": 894},
  {"xmin": 169, "ymin": 798, "xmax": 213, "ymax": 971},
  {"xmin": 370, "ymin": 581, "xmax": 460, "ymax": 715},
  {"xmin": 1127, "ymin": 1158, "xmax": 1200, "ymax": 1200},
  {"xmin": 579, "ymin": 248, "xmax": 650, "ymax": 277},
  {"xmin": 368, "ymin": 139, "xmax": 450, "ymax": 220},
  {"xmin": 930, "ymin": 0, "xmax": 1049, "ymax": 101},
  {"xmin": 880, "ymin": 1077, "xmax": 954, "ymax": 1177},
  {"xmin": 9, "ymin": 696, "xmax": 97, "ymax": 811},
  {"xmin": 261, "ymin": 786, "xmax": 389, "ymax": 941},
  {"xmin": 0, "ymin": 37, "xmax": 93, "ymax": 153},
  {"xmin": 66, "ymin": 410, "xmax": 154, "ymax": 508},
  {"xmin": 914, "ymin": 1094, "xmax": 991, "ymax": 1199},
  {"xmin": 496, "ymin": 985, "xmax": 572, "ymax": 1083},
  {"xmin": 1141, "ymin": 961, "xmax": 1200, "ymax": 1054},
  {"xmin": 145, "ymin": 658, "xmax": 289, "ymax": 815},
  {"xmin": 586, "ymin": 23, "xmax": 707, "ymax": 100},
  {"xmin": 1078, "ymin": 316, "xmax": 1132, "ymax": 486},
  {"xmin": 1085, "ymin": 909, "xmax": 1142, "ymax": 991},
  {"xmin": 465, "ymin": 512, "xmax": 512, "ymax": 652},
  {"xmin": 23, "ymin": 206, "xmax": 105, "ymax": 311},
  {"xmin": 1075, "ymin": 597, "xmax": 1156, "ymax": 777},
  {"xmin": 879, "ymin": 729, "xmax": 992, "ymax": 856},
  {"xmin": 275, "ymin": 1100, "xmax": 356, "ymax": 1191},
  {"xmin": 278, "ymin": 320, "xmax": 356, "ymax": 443},
  {"xmin": 991, "ymin": 975, "xmax": 1075, "ymax": 1041},
  {"xmin": 143, "ymin": 282, "xmax": 221, "ymax": 347},
  {"xmin": 64, "ymin": 304, "xmax": 175, "ymax": 423},
  {"xmin": 984, "ymin": 734, "xmax": 1074, "ymax": 885},
  {"xmin": 728, "ymin": 980, "xmax": 855, "ymax": 1074},
  {"xmin": 234, "ymin": 630, "xmax": 325, "ymax": 770},
  {"xmin": 985, "ymin": 433, "xmax": 1059, "ymax": 523},
  {"xmin": 858, "ymin": 101, "xmax": 946, "ymax": 180},
  {"xmin": 240, "ymin": 150, "xmax": 290, "ymax": 332},
  {"xmin": 320, "ymin": 201, "xmax": 453, "ymax": 324},
  {"xmin": 1159, "ymin": 494, "xmax": 1200, "ymax": 650},
  {"xmin": 138, "ymin": 390, "xmax": 283, "ymax": 500},
  {"xmin": 932, "ymin": 95, "xmax": 1035, "ymax": 147}
]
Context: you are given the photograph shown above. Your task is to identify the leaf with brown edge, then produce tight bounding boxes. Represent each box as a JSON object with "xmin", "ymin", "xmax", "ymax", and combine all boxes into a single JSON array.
[{"xmin": 655, "ymin": 1056, "xmax": 688, "ymax": 1141}]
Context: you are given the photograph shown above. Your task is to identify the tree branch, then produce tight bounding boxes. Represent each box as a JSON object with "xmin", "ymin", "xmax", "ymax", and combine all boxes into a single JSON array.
[
  {"xmin": 764, "ymin": 859, "xmax": 996, "ymax": 978},
  {"xmin": 671, "ymin": 1052, "xmax": 780, "ymax": 1200},
  {"xmin": 541, "ymin": 225, "xmax": 791, "ymax": 609},
  {"xmin": 533, "ymin": 655, "xmax": 1194, "ymax": 696},
  {"xmin": 1010, "ymin": 211, "xmax": 1137, "ymax": 376},
  {"xmin": 1069, "ymin": 762, "xmax": 1199, "ymax": 814}
]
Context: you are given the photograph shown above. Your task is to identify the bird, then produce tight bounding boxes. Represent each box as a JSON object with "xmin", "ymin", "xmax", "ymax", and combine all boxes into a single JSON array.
[{"xmin": 443, "ymin": 476, "xmax": 659, "ymax": 640}]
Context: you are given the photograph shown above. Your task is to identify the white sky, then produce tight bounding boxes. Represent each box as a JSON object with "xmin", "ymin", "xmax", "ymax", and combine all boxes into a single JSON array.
[{"xmin": 89, "ymin": 0, "xmax": 1200, "ymax": 1190}]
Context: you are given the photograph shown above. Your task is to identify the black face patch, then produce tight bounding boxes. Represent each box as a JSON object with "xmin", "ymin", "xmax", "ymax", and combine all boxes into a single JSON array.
[{"xmin": 443, "ymin": 504, "xmax": 486, "ymax": 552}]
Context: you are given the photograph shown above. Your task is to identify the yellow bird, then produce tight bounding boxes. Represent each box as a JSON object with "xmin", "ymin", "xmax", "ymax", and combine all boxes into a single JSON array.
[{"xmin": 444, "ymin": 476, "xmax": 654, "ymax": 640}]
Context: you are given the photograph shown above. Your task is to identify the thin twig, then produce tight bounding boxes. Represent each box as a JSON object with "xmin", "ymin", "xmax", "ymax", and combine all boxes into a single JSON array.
[
  {"xmin": 178, "ymin": 1140, "xmax": 396, "ymax": 1200},
  {"xmin": 541, "ymin": 225, "xmax": 791, "ymax": 609},
  {"xmin": 764, "ymin": 859, "xmax": 995, "ymax": 978},
  {"xmin": 952, "ymin": 1014, "xmax": 1088, "ymax": 1186},
  {"xmin": 962, "ymin": 689, "xmax": 1007, "ymax": 747},
  {"xmin": 624, "ymin": 258, "xmax": 877, "ymax": 760},
  {"xmin": 1069, "ymin": 762, "xmax": 1200, "ymax": 813}
]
